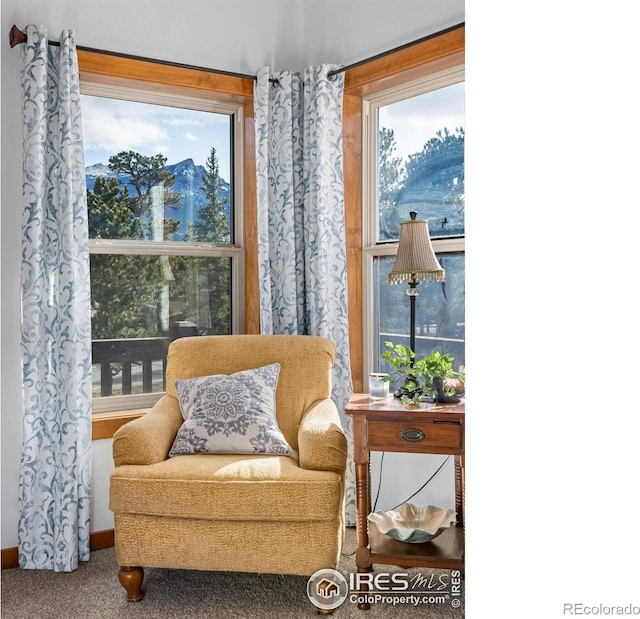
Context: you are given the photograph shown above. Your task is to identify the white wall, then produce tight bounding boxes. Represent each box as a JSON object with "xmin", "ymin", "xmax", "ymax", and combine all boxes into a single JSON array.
[{"xmin": 1, "ymin": 0, "xmax": 464, "ymax": 549}]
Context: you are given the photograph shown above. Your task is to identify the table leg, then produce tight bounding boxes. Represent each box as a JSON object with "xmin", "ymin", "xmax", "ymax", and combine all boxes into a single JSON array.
[
  {"xmin": 454, "ymin": 454, "xmax": 464, "ymax": 527},
  {"xmin": 355, "ymin": 462, "xmax": 370, "ymax": 551},
  {"xmin": 354, "ymin": 461, "xmax": 373, "ymax": 610}
]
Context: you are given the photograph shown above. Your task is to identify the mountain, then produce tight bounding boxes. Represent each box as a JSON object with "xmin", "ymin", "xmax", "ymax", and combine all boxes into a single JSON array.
[
  {"xmin": 85, "ymin": 163, "xmax": 112, "ymax": 178},
  {"xmin": 85, "ymin": 158, "xmax": 230, "ymax": 241}
]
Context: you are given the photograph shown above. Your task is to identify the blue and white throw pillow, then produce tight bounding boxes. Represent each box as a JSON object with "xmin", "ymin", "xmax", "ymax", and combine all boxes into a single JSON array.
[{"xmin": 169, "ymin": 363, "xmax": 292, "ymax": 456}]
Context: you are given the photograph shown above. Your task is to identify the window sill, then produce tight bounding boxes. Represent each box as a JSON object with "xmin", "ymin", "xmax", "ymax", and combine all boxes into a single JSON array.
[{"xmin": 92, "ymin": 409, "xmax": 149, "ymax": 440}]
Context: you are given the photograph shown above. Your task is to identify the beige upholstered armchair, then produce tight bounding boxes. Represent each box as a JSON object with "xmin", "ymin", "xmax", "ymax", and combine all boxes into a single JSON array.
[{"xmin": 109, "ymin": 335, "xmax": 347, "ymax": 602}]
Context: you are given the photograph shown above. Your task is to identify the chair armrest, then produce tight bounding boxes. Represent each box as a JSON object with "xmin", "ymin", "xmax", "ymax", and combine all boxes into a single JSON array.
[
  {"xmin": 297, "ymin": 399, "xmax": 347, "ymax": 475},
  {"xmin": 112, "ymin": 395, "xmax": 183, "ymax": 467}
]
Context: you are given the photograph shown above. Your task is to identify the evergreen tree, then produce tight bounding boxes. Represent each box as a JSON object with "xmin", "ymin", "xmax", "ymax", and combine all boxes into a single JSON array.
[
  {"xmin": 108, "ymin": 151, "xmax": 181, "ymax": 220},
  {"xmin": 190, "ymin": 146, "xmax": 230, "ymax": 243},
  {"xmin": 88, "ymin": 155, "xmax": 175, "ymax": 340},
  {"xmin": 88, "ymin": 148, "xmax": 232, "ymax": 341},
  {"xmin": 88, "ymin": 177, "xmax": 163, "ymax": 339},
  {"xmin": 401, "ymin": 127, "xmax": 465, "ymax": 218},
  {"xmin": 378, "ymin": 127, "xmax": 405, "ymax": 241},
  {"xmin": 90, "ymin": 253, "xmax": 163, "ymax": 339},
  {"xmin": 404, "ymin": 127, "xmax": 464, "ymax": 183},
  {"xmin": 377, "ymin": 127, "xmax": 465, "ymax": 341},
  {"xmin": 176, "ymin": 146, "xmax": 231, "ymax": 334},
  {"xmin": 87, "ymin": 176, "xmax": 140, "ymax": 239}
]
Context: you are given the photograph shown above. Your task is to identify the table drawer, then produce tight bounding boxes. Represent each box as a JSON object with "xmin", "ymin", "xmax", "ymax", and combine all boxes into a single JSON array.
[{"xmin": 366, "ymin": 419, "xmax": 462, "ymax": 452}]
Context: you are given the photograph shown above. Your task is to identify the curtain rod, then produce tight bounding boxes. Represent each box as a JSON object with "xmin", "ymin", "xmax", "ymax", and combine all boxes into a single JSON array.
[
  {"xmin": 8, "ymin": 24, "xmax": 258, "ymax": 81},
  {"xmin": 9, "ymin": 21, "xmax": 464, "ymax": 82},
  {"xmin": 326, "ymin": 22, "xmax": 464, "ymax": 79}
]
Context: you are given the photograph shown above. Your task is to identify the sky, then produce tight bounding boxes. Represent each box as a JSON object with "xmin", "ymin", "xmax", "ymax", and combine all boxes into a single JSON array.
[
  {"xmin": 81, "ymin": 94, "xmax": 232, "ymax": 181},
  {"xmin": 81, "ymin": 81, "xmax": 464, "ymax": 187},
  {"xmin": 378, "ymin": 80, "xmax": 464, "ymax": 165}
]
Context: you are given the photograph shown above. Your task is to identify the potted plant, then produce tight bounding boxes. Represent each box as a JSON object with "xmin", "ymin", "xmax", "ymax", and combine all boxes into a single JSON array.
[{"xmin": 382, "ymin": 342, "xmax": 465, "ymax": 405}]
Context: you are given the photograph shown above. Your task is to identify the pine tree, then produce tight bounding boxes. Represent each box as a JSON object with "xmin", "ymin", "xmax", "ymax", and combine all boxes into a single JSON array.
[
  {"xmin": 88, "ymin": 176, "xmax": 163, "ymax": 339},
  {"xmin": 108, "ymin": 151, "xmax": 181, "ymax": 219},
  {"xmin": 402, "ymin": 127, "xmax": 465, "ymax": 214},
  {"xmin": 87, "ymin": 161, "xmax": 167, "ymax": 339},
  {"xmin": 88, "ymin": 176, "xmax": 140, "ymax": 239},
  {"xmin": 88, "ymin": 148, "xmax": 232, "ymax": 340},
  {"xmin": 378, "ymin": 127, "xmax": 406, "ymax": 241},
  {"xmin": 175, "ymin": 146, "xmax": 232, "ymax": 334},
  {"xmin": 190, "ymin": 146, "xmax": 230, "ymax": 243}
]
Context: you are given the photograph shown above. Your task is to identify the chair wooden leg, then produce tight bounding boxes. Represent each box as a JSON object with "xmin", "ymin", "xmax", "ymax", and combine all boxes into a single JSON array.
[{"xmin": 118, "ymin": 566, "xmax": 144, "ymax": 602}]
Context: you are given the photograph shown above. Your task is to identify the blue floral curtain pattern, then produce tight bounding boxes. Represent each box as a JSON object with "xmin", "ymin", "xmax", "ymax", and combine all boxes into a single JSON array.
[
  {"xmin": 19, "ymin": 25, "xmax": 92, "ymax": 572},
  {"xmin": 254, "ymin": 65, "xmax": 355, "ymax": 523}
]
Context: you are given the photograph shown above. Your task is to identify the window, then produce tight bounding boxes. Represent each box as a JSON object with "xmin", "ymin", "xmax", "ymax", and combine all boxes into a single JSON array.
[
  {"xmin": 363, "ymin": 67, "xmax": 465, "ymax": 388},
  {"xmin": 81, "ymin": 83, "xmax": 244, "ymax": 413}
]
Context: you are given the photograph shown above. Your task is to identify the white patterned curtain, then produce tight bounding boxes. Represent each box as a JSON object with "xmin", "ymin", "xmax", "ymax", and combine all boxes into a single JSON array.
[
  {"xmin": 254, "ymin": 65, "xmax": 355, "ymax": 524},
  {"xmin": 19, "ymin": 25, "xmax": 92, "ymax": 571}
]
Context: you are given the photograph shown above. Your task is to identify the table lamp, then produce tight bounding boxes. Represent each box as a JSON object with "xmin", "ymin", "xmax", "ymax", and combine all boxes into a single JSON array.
[{"xmin": 388, "ymin": 211, "xmax": 445, "ymax": 358}]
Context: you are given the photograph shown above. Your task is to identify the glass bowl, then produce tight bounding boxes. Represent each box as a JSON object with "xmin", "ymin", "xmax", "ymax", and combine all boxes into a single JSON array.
[{"xmin": 367, "ymin": 503, "xmax": 455, "ymax": 543}]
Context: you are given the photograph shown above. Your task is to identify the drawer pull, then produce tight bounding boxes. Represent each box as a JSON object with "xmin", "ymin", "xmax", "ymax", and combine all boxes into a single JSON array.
[{"xmin": 401, "ymin": 427, "xmax": 425, "ymax": 442}]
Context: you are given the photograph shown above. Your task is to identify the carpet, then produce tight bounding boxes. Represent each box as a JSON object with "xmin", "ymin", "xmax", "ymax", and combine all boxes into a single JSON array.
[{"xmin": 1, "ymin": 528, "xmax": 464, "ymax": 618}]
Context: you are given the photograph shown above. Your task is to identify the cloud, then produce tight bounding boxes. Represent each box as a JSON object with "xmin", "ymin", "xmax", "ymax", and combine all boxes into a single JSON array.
[
  {"xmin": 165, "ymin": 116, "xmax": 202, "ymax": 128},
  {"xmin": 81, "ymin": 94, "xmax": 233, "ymax": 175},
  {"xmin": 82, "ymin": 97, "xmax": 170, "ymax": 155}
]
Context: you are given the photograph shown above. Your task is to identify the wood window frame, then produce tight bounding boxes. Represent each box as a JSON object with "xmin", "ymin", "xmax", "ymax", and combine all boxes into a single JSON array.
[
  {"xmin": 342, "ymin": 24, "xmax": 465, "ymax": 394},
  {"xmin": 79, "ymin": 51, "xmax": 260, "ymax": 439}
]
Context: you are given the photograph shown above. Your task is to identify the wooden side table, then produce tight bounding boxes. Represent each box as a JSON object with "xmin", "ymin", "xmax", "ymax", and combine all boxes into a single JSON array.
[{"xmin": 345, "ymin": 394, "xmax": 465, "ymax": 608}]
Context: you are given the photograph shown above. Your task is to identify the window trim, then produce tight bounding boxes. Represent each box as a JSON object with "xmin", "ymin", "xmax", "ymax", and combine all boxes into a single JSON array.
[
  {"xmin": 362, "ymin": 65, "xmax": 465, "ymax": 248},
  {"xmin": 342, "ymin": 24, "xmax": 465, "ymax": 394},
  {"xmin": 362, "ymin": 241, "xmax": 466, "ymax": 381},
  {"xmin": 91, "ymin": 409, "xmax": 147, "ymax": 440},
  {"xmin": 78, "ymin": 51, "xmax": 258, "ymax": 436},
  {"xmin": 82, "ymin": 80, "xmax": 245, "ymax": 415},
  {"xmin": 359, "ymin": 65, "xmax": 465, "ymax": 381}
]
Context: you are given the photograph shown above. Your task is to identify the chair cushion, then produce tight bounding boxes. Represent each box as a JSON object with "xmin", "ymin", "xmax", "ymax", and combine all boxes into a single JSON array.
[
  {"xmin": 110, "ymin": 453, "xmax": 343, "ymax": 521},
  {"xmin": 169, "ymin": 363, "xmax": 292, "ymax": 457}
]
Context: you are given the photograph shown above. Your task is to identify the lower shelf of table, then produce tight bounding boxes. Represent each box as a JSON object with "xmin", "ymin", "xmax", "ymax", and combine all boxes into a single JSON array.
[{"xmin": 361, "ymin": 525, "xmax": 464, "ymax": 571}]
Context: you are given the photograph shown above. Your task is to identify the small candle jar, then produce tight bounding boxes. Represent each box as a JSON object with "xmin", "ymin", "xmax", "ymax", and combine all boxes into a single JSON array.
[{"xmin": 368, "ymin": 373, "xmax": 390, "ymax": 399}]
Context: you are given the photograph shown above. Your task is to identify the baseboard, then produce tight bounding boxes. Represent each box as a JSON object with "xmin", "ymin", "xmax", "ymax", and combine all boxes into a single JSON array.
[
  {"xmin": 1, "ymin": 529, "xmax": 114, "ymax": 570},
  {"xmin": 1, "ymin": 546, "xmax": 18, "ymax": 571},
  {"xmin": 90, "ymin": 529, "xmax": 115, "ymax": 551}
]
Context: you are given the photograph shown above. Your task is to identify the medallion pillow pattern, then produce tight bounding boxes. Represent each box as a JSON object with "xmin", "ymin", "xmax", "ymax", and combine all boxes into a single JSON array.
[{"xmin": 169, "ymin": 363, "xmax": 292, "ymax": 456}]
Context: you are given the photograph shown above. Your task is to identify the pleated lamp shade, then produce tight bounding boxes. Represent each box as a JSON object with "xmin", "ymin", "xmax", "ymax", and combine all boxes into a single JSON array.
[{"xmin": 388, "ymin": 211, "xmax": 445, "ymax": 284}]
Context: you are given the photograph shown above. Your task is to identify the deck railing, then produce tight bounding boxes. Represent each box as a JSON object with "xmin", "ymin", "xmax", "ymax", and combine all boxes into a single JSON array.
[{"xmin": 91, "ymin": 337, "xmax": 170, "ymax": 397}]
